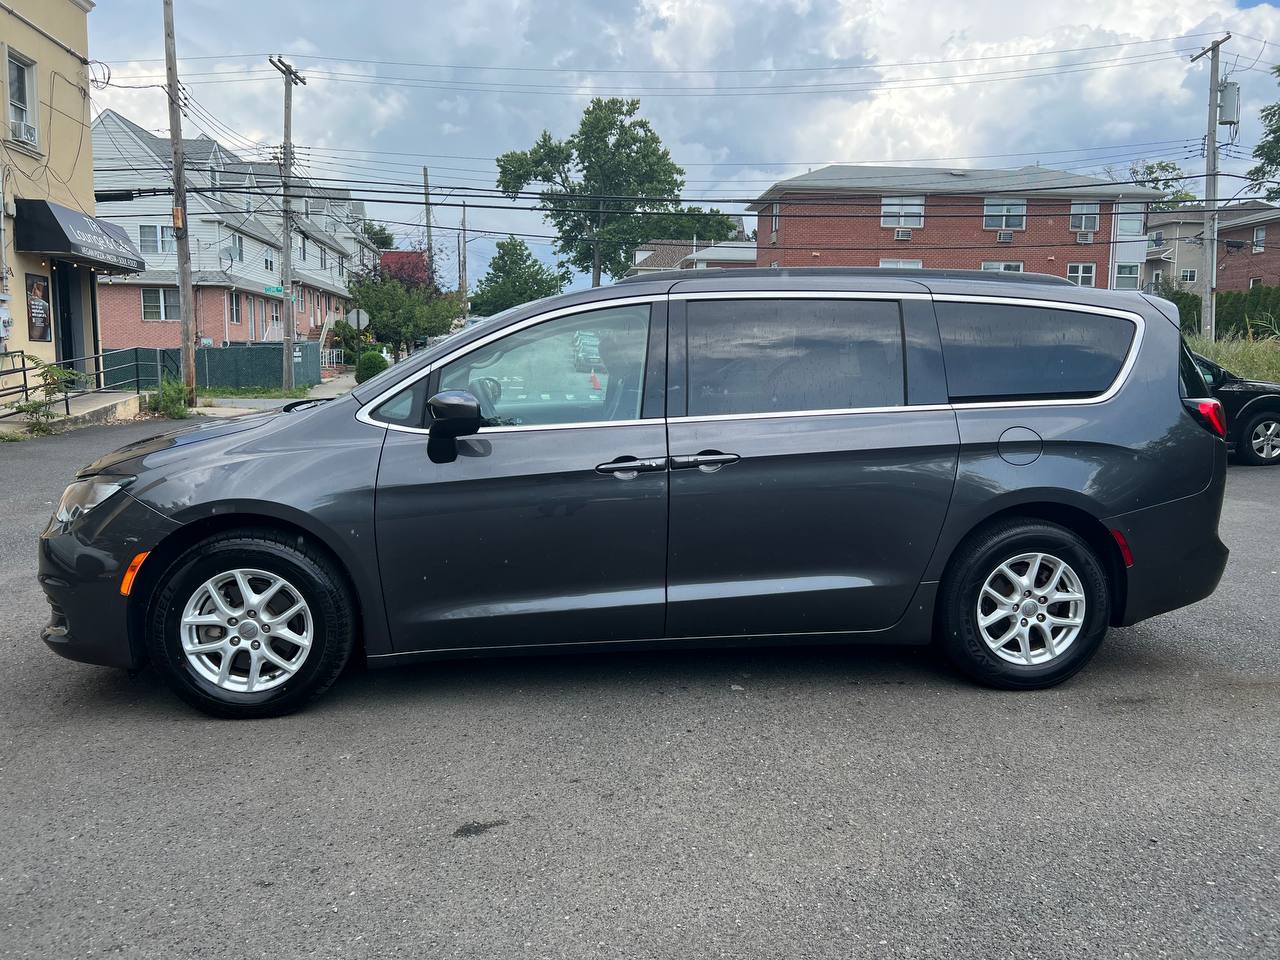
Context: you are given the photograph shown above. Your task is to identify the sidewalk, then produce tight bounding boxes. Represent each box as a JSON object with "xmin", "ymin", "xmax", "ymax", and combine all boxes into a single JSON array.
[
  {"xmin": 198, "ymin": 373, "xmax": 358, "ymax": 417},
  {"xmin": 0, "ymin": 391, "xmax": 141, "ymax": 437}
]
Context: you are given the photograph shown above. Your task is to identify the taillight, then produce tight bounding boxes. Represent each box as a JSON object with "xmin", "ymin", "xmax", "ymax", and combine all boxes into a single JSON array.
[{"xmin": 1183, "ymin": 397, "xmax": 1227, "ymax": 438}]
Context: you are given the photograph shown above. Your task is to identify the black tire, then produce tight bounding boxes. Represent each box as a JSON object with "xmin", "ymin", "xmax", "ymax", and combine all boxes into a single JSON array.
[
  {"xmin": 146, "ymin": 528, "xmax": 355, "ymax": 718},
  {"xmin": 1235, "ymin": 410, "xmax": 1280, "ymax": 466},
  {"xmin": 937, "ymin": 519, "xmax": 1111, "ymax": 690}
]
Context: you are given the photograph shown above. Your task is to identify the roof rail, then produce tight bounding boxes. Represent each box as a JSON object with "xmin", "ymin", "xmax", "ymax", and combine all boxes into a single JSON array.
[{"xmin": 617, "ymin": 266, "xmax": 1075, "ymax": 286}]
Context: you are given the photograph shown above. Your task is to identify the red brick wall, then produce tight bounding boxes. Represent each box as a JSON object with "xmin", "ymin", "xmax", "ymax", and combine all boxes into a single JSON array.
[
  {"xmin": 755, "ymin": 194, "xmax": 1117, "ymax": 287},
  {"xmin": 1215, "ymin": 221, "xmax": 1280, "ymax": 291}
]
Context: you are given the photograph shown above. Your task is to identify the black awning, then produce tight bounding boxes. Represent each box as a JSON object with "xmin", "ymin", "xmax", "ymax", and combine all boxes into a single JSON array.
[{"xmin": 14, "ymin": 198, "xmax": 145, "ymax": 273}]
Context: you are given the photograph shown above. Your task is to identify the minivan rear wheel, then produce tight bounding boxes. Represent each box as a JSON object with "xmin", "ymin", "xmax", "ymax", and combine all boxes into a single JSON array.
[
  {"xmin": 146, "ymin": 529, "xmax": 355, "ymax": 718},
  {"xmin": 938, "ymin": 519, "xmax": 1110, "ymax": 690}
]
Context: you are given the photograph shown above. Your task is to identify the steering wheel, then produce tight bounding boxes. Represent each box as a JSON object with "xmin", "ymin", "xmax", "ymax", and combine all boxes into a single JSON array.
[{"xmin": 468, "ymin": 377, "xmax": 502, "ymax": 420}]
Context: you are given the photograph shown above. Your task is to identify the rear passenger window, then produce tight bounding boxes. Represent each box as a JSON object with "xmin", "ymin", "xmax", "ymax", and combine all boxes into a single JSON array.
[
  {"xmin": 686, "ymin": 299, "xmax": 905, "ymax": 416},
  {"xmin": 935, "ymin": 302, "xmax": 1136, "ymax": 402}
]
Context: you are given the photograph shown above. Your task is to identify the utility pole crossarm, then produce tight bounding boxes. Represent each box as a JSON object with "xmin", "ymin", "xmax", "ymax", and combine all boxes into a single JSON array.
[{"xmin": 270, "ymin": 56, "xmax": 305, "ymax": 389}]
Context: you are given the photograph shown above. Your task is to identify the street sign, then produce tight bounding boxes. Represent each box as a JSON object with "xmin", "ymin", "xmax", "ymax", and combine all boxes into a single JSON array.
[
  {"xmin": 292, "ymin": 347, "xmax": 302, "ymax": 362},
  {"xmin": 264, "ymin": 285, "xmax": 285, "ymax": 295},
  {"xmin": 347, "ymin": 308, "xmax": 369, "ymax": 331}
]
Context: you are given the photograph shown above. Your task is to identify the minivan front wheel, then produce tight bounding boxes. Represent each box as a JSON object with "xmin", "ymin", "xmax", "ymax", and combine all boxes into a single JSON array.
[
  {"xmin": 938, "ymin": 520, "xmax": 1110, "ymax": 690},
  {"xmin": 146, "ymin": 529, "xmax": 355, "ymax": 718}
]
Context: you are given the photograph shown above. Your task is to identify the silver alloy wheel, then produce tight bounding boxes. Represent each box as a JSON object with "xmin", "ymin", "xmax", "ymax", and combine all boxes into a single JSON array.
[
  {"xmin": 1251, "ymin": 418, "xmax": 1280, "ymax": 461},
  {"xmin": 180, "ymin": 568, "xmax": 313, "ymax": 694},
  {"xmin": 976, "ymin": 552, "xmax": 1086, "ymax": 666}
]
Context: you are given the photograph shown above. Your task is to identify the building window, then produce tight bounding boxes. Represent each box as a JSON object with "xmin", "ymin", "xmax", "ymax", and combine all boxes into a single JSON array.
[
  {"xmin": 229, "ymin": 292, "xmax": 242, "ymax": 324},
  {"xmin": 293, "ymin": 283, "xmax": 303, "ymax": 308},
  {"xmin": 7, "ymin": 53, "xmax": 36, "ymax": 146},
  {"xmin": 1153, "ymin": 270, "xmax": 1163, "ymax": 286},
  {"xmin": 983, "ymin": 198, "xmax": 1026, "ymax": 230},
  {"xmin": 1116, "ymin": 203, "xmax": 1145, "ymax": 237},
  {"xmin": 1069, "ymin": 202, "xmax": 1100, "ymax": 232},
  {"xmin": 264, "ymin": 247, "xmax": 276, "ymax": 272},
  {"xmin": 1250, "ymin": 277, "xmax": 1264, "ymax": 289},
  {"xmin": 1148, "ymin": 230, "xmax": 1165, "ymax": 248},
  {"xmin": 980, "ymin": 261, "xmax": 1024, "ymax": 272},
  {"xmin": 319, "ymin": 246, "xmax": 328, "ymax": 269},
  {"xmin": 271, "ymin": 300, "xmax": 281, "ymax": 327},
  {"xmin": 1114, "ymin": 264, "xmax": 1141, "ymax": 290},
  {"xmin": 299, "ymin": 235, "xmax": 308, "ymax": 262},
  {"xmin": 880, "ymin": 196, "xmax": 925, "ymax": 228},
  {"xmin": 338, "ymin": 256, "xmax": 345, "ymax": 278},
  {"xmin": 1180, "ymin": 268, "xmax": 1197, "ymax": 283},
  {"xmin": 139, "ymin": 225, "xmax": 177, "ymax": 254},
  {"xmin": 208, "ymin": 168, "xmax": 220, "ymax": 200},
  {"xmin": 770, "ymin": 202, "xmax": 780, "ymax": 239},
  {"xmin": 229, "ymin": 233, "xmax": 244, "ymax": 262},
  {"xmin": 1253, "ymin": 226, "xmax": 1266, "ymax": 253},
  {"xmin": 769, "ymin": 260, "xmax": 779, "ymax": 268},
  {"xmin": 879, "ymin": 258, "xmax": 923, "ymax": 269},
  {"xmin": 1067, "ymin": 263, "xmax": 1096, "ymax": 287},
  {"xmin": 141, "ymin": 287, "xmax": 180, "ymax": 321}
]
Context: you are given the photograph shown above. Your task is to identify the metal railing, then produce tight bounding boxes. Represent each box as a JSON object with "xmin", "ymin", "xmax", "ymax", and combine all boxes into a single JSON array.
[
  {"xmin": 0, "ymin": 347, "xmax": 168, "ymax": 421},
  {"xmin": 320, "ymin": 347, "xmax": 345, "ymax": 368}
]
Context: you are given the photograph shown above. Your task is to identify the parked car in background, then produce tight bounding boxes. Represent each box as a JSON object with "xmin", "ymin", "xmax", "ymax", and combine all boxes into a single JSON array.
[
  {"xmin": 38, "ymin": 268, "xmax": 1228, "ymax": 718},
  {"xmin": 1192, "ymin": 353, "xmax": 1280, "ymax": 465}
]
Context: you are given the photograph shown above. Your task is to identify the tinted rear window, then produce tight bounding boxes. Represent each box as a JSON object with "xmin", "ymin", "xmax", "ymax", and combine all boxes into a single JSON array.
[
  {"xmin": 686, "ymin": 299, "xmax": 905, "ymax": 417},
  {"xmin": 936, "ymin": 302, "xmax": 1136, "ymax": 402}
]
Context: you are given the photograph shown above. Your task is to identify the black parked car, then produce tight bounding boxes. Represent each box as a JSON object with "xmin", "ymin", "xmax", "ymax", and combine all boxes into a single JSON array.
[
  {"xmin": 1192, "ymin": 353, "xmax": 1280, "ymax": 465},
  {"xmin": 39, "ymin": 269, "xmax": 1229, "ymax": 718}
]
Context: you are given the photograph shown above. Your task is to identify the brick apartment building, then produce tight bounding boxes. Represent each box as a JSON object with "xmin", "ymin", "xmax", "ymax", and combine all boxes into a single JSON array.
[
  {"xmin": 748, "ymin": 165, "xmax": 1163, "ymax": 288},
  {"xmin": 1215, "ymin": 207, "xmax": 1280, "ymax": 292},
  {"xmin": 91, "ymin": 109, "xmax": 380, "ymax": 349}
]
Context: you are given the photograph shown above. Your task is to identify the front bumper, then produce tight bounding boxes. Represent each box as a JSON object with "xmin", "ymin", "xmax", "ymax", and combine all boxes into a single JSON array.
[
  {"xmin": 1107, "ymin": 443, "xmax": 1229, "ymax": 627},
  {"xmin": 38, "ymin": 490, "xmax": 180, "ymax": 669}
]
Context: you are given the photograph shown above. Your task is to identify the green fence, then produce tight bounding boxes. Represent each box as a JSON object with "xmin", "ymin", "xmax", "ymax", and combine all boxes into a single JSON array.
[{"xmin": 104, "ymin": 342, "xmax": 321, "ymax": 391}]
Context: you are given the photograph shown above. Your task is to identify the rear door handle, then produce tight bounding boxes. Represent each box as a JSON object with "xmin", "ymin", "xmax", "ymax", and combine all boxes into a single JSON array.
[
  {"xmin": 670, "ymin": 451, "xmax": 741, "ymax": 473},
  {"xmin": 595, "ymin": 456, "xmax": 668, "ymax": 480}
]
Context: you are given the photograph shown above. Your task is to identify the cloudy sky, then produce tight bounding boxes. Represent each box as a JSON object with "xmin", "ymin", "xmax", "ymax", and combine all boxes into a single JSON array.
[{"xmin": 90, "ymin": 0, "xmax": 1280, "ymax": 289}]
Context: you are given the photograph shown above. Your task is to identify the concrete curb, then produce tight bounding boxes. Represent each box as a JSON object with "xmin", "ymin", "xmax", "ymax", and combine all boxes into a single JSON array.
[{"xmin": 0, "ymin": 394, "xmax": 142, "ymax": 437}]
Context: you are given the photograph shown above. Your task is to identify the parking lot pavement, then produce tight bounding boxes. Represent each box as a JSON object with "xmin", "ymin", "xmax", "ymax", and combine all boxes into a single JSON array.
[{"xmin": 1, "ymin": 422, "xmax": 1277, "ymax": 960}]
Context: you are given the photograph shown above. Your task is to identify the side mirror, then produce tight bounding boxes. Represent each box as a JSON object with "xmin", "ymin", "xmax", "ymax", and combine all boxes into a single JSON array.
[{"xmin": 427, "ymin": 390, "xmax": 483, "ymax": 439}]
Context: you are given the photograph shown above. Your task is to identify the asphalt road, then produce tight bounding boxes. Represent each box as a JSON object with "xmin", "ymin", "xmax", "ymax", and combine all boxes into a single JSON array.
[{"xmin": 1, "ymin": 421, "xmax": 1277, "ymax": 959}]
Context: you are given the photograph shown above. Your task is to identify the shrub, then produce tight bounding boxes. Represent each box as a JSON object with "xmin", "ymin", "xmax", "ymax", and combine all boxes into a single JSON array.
[
  {"xmin": 147, "ymin": 375, "xmax": 190, "ymax": 419},
  {"xmin": 16, "ymin": 354, "xmax": 76, "ymax": 436},
  {"xmin": 1186, "ymin": 334, "xmax": 1280, "ymax": 383},
  {"xmin": 355, "ymin": 350, "xmax": 388, "ymax": 384}
]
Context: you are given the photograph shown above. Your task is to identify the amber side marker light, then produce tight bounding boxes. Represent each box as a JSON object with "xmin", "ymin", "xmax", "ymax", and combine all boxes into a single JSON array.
[{"xmin": 120, "ymin": 551, "xmax": 150, "ymax": 596}]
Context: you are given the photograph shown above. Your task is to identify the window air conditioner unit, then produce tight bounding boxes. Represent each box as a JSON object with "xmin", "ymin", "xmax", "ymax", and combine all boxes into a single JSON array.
[
  {"xmin": 894, "ymin": 228, "xmax": 912, "ymax": 241},
  {"xmin": 10, "ymin": 120, "xmax": 37, "ymax": 146},
  {"xmin": 1076, "ymin": 231, "xmax": 1094, "ymax": 244},
  {"xmin": 997, "ymin": 230, "xmax": 1014, "ymax": 243}
]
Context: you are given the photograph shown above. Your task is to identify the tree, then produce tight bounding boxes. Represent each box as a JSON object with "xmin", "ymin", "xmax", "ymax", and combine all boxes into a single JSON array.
[
  {"xmin": 350, "ymin": 273, "xmax": 458, "ymax": 359},
  {"xmin": 1248, "ymin": 66, "xmax": 1280, "ymax": 200},
  {"xmin": 1128, "ymin": 160, "xmax": 1196, "ymax": 211},
  {"xmin": 470, "ymin": 237, "xmax": 569, "ymax": 315},
  {"xmin": 496, "ymin": 97, "xmax": 738, "ymax": 285},
  {"xmin": 359, "ymin": 220, "xmax": 396, "ymax": 249}
]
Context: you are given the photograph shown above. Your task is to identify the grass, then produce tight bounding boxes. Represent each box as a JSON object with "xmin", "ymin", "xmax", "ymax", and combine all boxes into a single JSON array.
[
  {"xmin": 200, "ymin": 385, "xmax": 311, "ymax": 400},
  {"xmin": 1185, "ymin": 335, "xmax": 1280, "ymax": 383}
]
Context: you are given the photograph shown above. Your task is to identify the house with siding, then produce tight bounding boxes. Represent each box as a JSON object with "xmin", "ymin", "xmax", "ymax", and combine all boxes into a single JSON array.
[
  {"xmin": 1142, "ymin": 201, "xmax": 1272, "ymax": 291},
  {"xmin": 91, "ymin": 109, "xmax": 378, "ymax": 349},
  {"xmin": 1215, "ymin": 207, "xmax": 1280, "ymax": 292},
  {"xmin": 747, "ymin": 165, "xmax": 1163, "ymax": 288}
]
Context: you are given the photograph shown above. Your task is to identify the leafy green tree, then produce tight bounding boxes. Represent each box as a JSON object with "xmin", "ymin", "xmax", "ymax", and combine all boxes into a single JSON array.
[
  {"xmin": 359, "ymin": 221, "xmax": 396, "ymax": 250},
  {"xmin": 497, "ymin": 97, "xmax": 737, "ymax": 285},
  {"xmin": 1248, "ymin": 66, "xmax": 1280, "ymax": 200},
  {"xmin": 350, "ymin": 273, "xmax": 458, "ymax": 359},
  {"xmin": 470, "ymin": 237, "xmax": 569, "ymax": 315},
  {"xmin": 1128, "ymin": 160, "xmax": 1196, "ymax": 211}
]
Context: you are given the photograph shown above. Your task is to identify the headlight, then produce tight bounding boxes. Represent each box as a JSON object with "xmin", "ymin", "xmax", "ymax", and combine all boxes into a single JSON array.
[{"xmin": 54, "ymin": 476, "xmax": 134, "ymax": 524}]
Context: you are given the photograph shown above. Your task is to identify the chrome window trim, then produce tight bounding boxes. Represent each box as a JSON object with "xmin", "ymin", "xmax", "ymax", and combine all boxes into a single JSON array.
[{"xmin": 356, "ymin": 290, "xmax": 1146, "ymax": 434}]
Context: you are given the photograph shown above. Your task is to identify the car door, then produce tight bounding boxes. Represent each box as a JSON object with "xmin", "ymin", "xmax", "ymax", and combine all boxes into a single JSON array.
[
  {"xmin": 665, "ymin": 291, "xmax": 959, "ymax": 638},
  {"xmin": 371, "ymin": 299, "xmax": 669, "ymax": 653}
]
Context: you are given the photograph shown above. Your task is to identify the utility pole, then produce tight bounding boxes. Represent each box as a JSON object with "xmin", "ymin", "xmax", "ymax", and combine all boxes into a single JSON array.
[
  {"xmin": 1192, "ymin": 34, "xmax": 1230, "ymax": 342},
  {"xmin": 422, "ymin": 166, "xmax": 434, "ymax": 281},
  {"xmin": 459, "ymin": 201, "xmax": 468, "ymax": 319},
  {"xmin": 270, "ymin": 55, "xmax": 305, "ymax": 388},
  {"xmin": 162, "ymin": 0, "xmax": 197, "ymax": 404}
]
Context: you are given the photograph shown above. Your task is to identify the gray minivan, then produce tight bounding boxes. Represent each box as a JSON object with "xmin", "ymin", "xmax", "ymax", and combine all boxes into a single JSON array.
[{"xmin": 38, "ymin": 268, "xmax": 1228, "ymax": 717}]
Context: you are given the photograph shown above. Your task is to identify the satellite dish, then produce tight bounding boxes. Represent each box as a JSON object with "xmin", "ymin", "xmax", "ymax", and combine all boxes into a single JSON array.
[{"xmin": 347, "ymin": 308, "xmax": 369, "ymax": 330}]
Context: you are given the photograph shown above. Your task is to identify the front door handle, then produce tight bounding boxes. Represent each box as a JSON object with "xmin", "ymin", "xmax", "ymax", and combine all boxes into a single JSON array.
[
  {"xmin": 670, "ymin": 450, "xmax": 741, "ymax": 473},
  {"xmin": 595, "ymin": 456, "xmax": 668, "ymax": 480}
]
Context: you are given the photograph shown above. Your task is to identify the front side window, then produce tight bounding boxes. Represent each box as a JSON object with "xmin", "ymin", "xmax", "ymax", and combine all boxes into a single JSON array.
[
  {"xmin": 1253, "ymin": 226, "xmax": 1266, "ymax": 253},
  {"xmin": 879, "ymin": 258, "xmax": 922, "ymax": 269},
  {"xmin": 981, "ymin": 261, "xmax": 1024, "ymax": 272},
  {"xmin": 1069, "ymin": 201, "xmax": 1100, "ymax": 232},
  {"xmin": 1116, "ymin": 203, "xmax": 1145, "ymax": 237},
  {"xmin": 1067, "ymin": 263, "xmax": 1096, "ymax": 287},
  {"xmin": 437, "ymin": 305, "xmax": 651, "ymax": 428},
  {"xmin": 983, "ymin": 198, "xmax": 1026, "ymax": 230},
  {"xmin": 141, "ymin": 287, "xmax": 180, "ymax": 321},
  {"xmin": 1115, "ymin": 263, "xmax": 1141, "ymax": 290},
  {"xmin": 685, "ymin": 299, "xmax": 904, "ymax": 417},
  {"xmin": 935, "ymin": 302, "xmax": 1136, "ymax": 402},
  {"xmin": 881, "ymin": 196, "xmax": 925, "ymax": 228}
]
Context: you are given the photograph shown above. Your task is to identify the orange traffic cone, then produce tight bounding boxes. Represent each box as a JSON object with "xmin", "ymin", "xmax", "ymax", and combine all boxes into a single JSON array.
[{"xmin": 590, "ymin": 370, "xmax": 602, "ymax": 390}]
